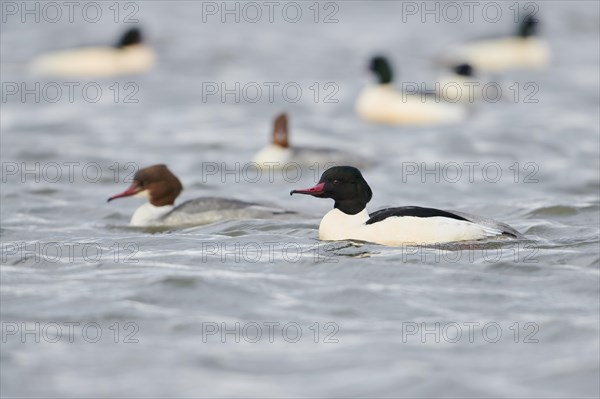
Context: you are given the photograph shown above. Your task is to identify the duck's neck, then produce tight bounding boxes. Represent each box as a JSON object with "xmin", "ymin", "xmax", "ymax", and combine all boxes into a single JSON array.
[
  {"xmin": 130, "ymin": 202, "xmax": 174, "ymax": 226},
  {"xmin": 335, "ymin": 199, "xmax": 368, "ymax": 215}
]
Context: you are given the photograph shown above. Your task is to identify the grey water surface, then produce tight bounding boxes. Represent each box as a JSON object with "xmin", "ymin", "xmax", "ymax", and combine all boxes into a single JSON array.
[{"xmin": 1, "ymin": 1, "xmax": 599, "ymax": 398}]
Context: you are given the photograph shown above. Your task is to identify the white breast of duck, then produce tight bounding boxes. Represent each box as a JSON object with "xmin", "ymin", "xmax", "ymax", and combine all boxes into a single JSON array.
[
  {"xmin": 253, "ymin": 144, "xmax": 294, "ymax": 168},
  {"xmin": 31, "ymin": 28, "xmax": 155, "ymax": 77},
  {"xmin": 356, "ymin": 56, "xmax": 466, "ymax": 125},
  {"xmin": 130, "ymin": 202, "xmax": 174, "ymax": 226},
  {"xmin": 291, "ymin": 166, "xmax": 521, "ymax": 246}
]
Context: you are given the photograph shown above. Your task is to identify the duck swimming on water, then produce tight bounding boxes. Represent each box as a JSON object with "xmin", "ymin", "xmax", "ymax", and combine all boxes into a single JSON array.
[
  {"xmin": 108, "ymin": 164, "xmax": 294, "ymax": 227},
  {"xmin": 252, "ymin": 113, "xmax": 372, "ymax": 170},
  {"xmin": 31, "ymin": 27, "xmax": 155, "ymax": 77},
  {"xmin": 291, "ymin": 166, "xmax": 522, "ymax": 246},
  {"xmin": 442, "ymin": 16, "xmax": 550, "ymax": 72},
  {"xmin": 355, "ymin": 56, "xmax": 467, "ymax": 125}
]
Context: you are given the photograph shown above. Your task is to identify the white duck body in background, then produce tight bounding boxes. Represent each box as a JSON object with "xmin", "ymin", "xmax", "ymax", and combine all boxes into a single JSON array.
[
  {"xmin": 355, "ymin": 56, "xmax": 467, "ymax": 125},
  {"xmin": 444, "ymin": 16, "xmax": 550, "ymax": 72},
  {"xmin": 252, "ymin": 113, "xmax": 373, "ymax": 170},
  {"xmin": 436, "ymin": 63, "xmax": 480, "ymax": 103},
  {"xmin": 30, "ymin": 28, "xmax": 155, "ymax": 77}
]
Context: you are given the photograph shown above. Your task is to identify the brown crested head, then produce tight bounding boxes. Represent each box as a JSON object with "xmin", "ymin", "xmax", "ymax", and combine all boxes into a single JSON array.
[
  {"xmin": 272, "ymin": 113, "xmax": 289, "ymax": 148},
  {"xmin": 107, "ymin": 164, "xmax": 183, "ymax": 206}
]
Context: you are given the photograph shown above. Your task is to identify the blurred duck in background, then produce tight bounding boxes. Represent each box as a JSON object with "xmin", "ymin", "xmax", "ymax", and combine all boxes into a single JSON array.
[
  {"xmin": 443, "ymin": 16, "xmax": 550, "ymax": 72},
  {"xmin": 30, "ymin": 27, "xmax": 155, "ymax": 77},
  {"xmin": 107, "ymin": 164, "xmax": 295, "ymax": 227},
  {"xmin": 435, "ymin": 63, "xmax": 480, "ymax": 103},
  {"xmin": 355, "ymin": 56, "xmax": 467, "ymax": 125},
  {"xmin": 253, "ymin": 113, "xmax": 372, "ymax": 170}
]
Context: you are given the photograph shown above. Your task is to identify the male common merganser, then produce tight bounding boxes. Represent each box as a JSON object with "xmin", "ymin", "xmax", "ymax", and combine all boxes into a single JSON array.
[
  {"xmin": 108, "ymin": 164, "xmax": 294, "ymax": 227},
  {"xmin": 436, "ymin": 64, "xmax": 480, "ymax": 103},
  {"xmin": 30, "ymin": 27, "xmax": 155, "ymax": 77},
  {"xmin": 252, "ymin": 113, "xmax": 372, "ymax": 169},
  {"xmin": 444, "ymin": 16, "xmax": 550, "ymax": 72},
  {"xmin": 290, "ymin": 166, "xmax": 522, "ymax": 246},
  {"xmin": 355, "ymin": 56, "xmax": 467, "ymax": 125}
]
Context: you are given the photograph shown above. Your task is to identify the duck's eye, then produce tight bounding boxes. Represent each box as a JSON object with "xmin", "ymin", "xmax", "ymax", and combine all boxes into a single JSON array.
[{"xmin": 332, "ymin": 180, "xmax": 340, "ymax": 185}]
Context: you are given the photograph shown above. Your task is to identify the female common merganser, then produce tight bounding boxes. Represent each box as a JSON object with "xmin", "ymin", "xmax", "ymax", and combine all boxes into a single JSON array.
[
  {"xmin": 355, "ymin": 56, "xmax": 467, "ymax": 125},
  {"xmin": 252, "ymin": 113, "xmax": 372, "ymax": 169},
  {"xmin": 444, "ymin": 16, "xmax": 550, "ymax": 72},
  {"xmin": 290, "ymin": 166, "xmax": 522, "ymax": 246},
  {"xmin": 30, "ymin": 27, "xmax": 155, "ymax": 77},
  {"xmin": 436, "ymin": 64, "xmax": 480, "ymax": 103},
  {"xmin": 108, "ymin": 164, "xmax": 294, "ymax": 227}
]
